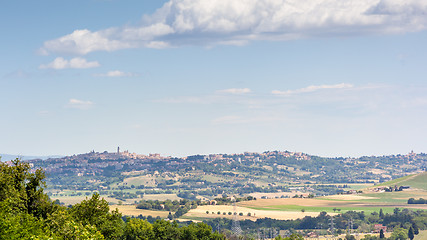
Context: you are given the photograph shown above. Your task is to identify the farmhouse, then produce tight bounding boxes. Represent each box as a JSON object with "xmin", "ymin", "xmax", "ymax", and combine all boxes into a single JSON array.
[{"xmin": 374, "ymin": 224, "xmax": 387, "ymax": 233}]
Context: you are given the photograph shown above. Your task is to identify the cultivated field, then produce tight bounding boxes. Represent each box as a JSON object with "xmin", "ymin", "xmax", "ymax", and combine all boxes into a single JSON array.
[
  {"xmin": 237, "ymin": 192, "xmax": 427, "ymax": 216},
  {"xmin": 142, "ymin": 194, "xmax": 181, "ymax": 201},
  {"xmin": 248, "ymin": 191, "xmax": 306, "ymax": 199},
  {"xmin": 54, "ymin": 172, "xmax": 427, "ymax": 223},
  {"xmin": 184, "ymin": 205, "xmax": 324, "ymax": 221},
  {"xmin": 372, "ymin": 172, "xmax": 427, "ymax": 191},
  {"xmin": 110, "ymin": 205, "xmax": 169, "ymax": 218},
  {"xmin": 52, "ymin": 195, "xmax": 121, "ymax": 205}
]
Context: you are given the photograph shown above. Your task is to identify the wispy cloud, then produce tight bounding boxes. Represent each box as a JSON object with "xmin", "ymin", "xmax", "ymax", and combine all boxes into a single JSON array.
[
  {"xmin": 94, "ymin": 70, "xmax": 136, "ymax": 77},
  {"xmin": 272, "ymin": 83, "xmax": 354, "ymax": 95},
  {"xmin": 39, "ymin": 0, "xmax": 427, "ymax": 55},
  {"xmin": 66, "ymin": 99, "xmax": 94, "ymax": 110},
  {"xmin": 153, "ymin": 84, "xmax": 426, "ymax": 122},
  {"xmin": 216, "ymin": 88, "xmax": 251, "ymax": 94},
  {"xmin": 39, "ymin": 57, "xmax": 100, "ymax": 69}
]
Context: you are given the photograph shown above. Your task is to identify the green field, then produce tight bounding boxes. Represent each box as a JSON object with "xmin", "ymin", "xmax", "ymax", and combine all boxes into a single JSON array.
[
  {"xmin": 360, "ymin": 191, "xmax": 427, "ymax": 204},
  {"xmin": 245, "ymin": 204, "xmax": 402, "ymax": 214},
  {"xmin": 346, "ymin": 183, "xmax": 374, "ymax": 190},
  {"xmin": 235, "ymin": 172, "xmax": 427, "ymax": 220},
  {"xmin": 374, "ymin": 172, "xmax": 427, "ymax": 191}
]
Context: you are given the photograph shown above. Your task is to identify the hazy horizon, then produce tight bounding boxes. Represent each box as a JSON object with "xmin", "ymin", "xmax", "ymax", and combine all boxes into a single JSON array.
[{"xmin": 1, "ymin": 148, "xmax": 422, "ymax": 161}]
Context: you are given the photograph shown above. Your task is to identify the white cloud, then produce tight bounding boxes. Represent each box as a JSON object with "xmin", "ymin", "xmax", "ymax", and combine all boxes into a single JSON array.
[
  {"xmin": 216, "ymin": 88, "xmax": 251, "ymax": 94},
  {"xmin": 39, "ymin": 57, "xmax": 100, "ymax": 69},
  {"xmin": 94, "ymin": 70, "xmax": 136, "ymax": 77},
  {"xmin": 66, "ymin": 99, "xmax": 94, "ymax": 110},
  {"xmin": 40, "ymin": 0, "xmax": 427, "ymax": 55},
  {"xmin": 40, "ymin": 29, "xmax": 135, "ymax": 55},
  {"xmin": 272, "ymin": 83, "xmax": 354, "ymax": 95}
]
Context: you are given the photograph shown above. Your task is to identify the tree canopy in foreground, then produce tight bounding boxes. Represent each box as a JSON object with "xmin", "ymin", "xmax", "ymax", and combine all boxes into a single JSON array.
[{"xmin": 0, "ymin": 159, "xmax": 225, "ymax": 240}]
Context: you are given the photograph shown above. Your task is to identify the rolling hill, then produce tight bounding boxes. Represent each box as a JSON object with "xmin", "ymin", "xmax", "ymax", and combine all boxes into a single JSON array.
[{"xmin": 372, "ymin": 171, "xmax": 427, "ymax": 191}]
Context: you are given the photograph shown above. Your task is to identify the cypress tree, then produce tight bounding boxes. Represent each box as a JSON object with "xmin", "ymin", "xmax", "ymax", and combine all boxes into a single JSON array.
[
  {"xmin": 379, "ymin": 229, "xmax": 384, "ymax": 239},
  {"xmin": 408, "ymin": 226, "xmax": 414, "ymax": 240}
]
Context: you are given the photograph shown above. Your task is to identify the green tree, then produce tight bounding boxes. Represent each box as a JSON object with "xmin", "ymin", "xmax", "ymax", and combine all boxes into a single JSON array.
[
  {"xmin": 152, "ymin": 220, "xmax": 181, "ymax": 240},
  {"xmin": 345, "ymin": 234, "xmax": 356, "ymax": 240},
  {"xmin": 0, "ymin": 206, "xmax": 47, "ymax": 240},
  {"xmin": 70, "ymin": 193, "xmax": 124, "ymax": 240},
  {"xmin": 408, "ymin": 226, "xmax": 414, "ymax": 240},
  {"xmin": 0, "ymin": 159, "xmax": 57, "ymax": 218},
  {"xmin": 0, "ymin": 158, "xmax": 64, "ymax": 239},
  {"xmin": 123, "ymin": 218, "xmax": 153, "ymax": 240},
  {"xmin": 412, "ymin": 222, "xmax": 419, "ymax": 235},
  {"xmin": 390, "ymin": 227, "xmax": 408, "ymax": 240},
  {"xmin": 45, "ymin": 209, "xmax": 104, "ymax": 239},
  {"xmin": 379, "ymin": 209, "xmax": 384, "ymax": 219},
  {"xmin": 0, "ymin": 158, "xmax": 107, "ymax": 239},
  {"xmin": 379, "ymin": 229, "xmax": 385, "ymax": 239},
  {"xmin": 393, "ymin": 208, "xmax": 400, "ymax": 215}
]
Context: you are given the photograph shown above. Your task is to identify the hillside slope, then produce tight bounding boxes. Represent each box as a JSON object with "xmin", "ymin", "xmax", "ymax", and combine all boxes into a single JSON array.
[{"xmin": 374, "ymin": 171, "xmax": 427, "ymax": 191}]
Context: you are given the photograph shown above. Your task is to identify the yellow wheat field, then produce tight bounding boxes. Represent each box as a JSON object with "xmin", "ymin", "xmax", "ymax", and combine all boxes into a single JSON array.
[
  {"xmin": 111, "ymin": 205, "xmax": 169, "ymax": 218},
  {"xmin": 185, "ymin": 205, "xmax": 325, "ymax": 221}
]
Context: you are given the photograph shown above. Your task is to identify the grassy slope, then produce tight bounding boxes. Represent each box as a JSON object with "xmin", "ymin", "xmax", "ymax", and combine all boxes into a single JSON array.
[
  {"xmin": 361, "ymin": 191, "xmax": 427, "ymax": 204},
  {"xmin": 358, "ymin": 171, "xmax": 427, "ymax": 204},
  {"xmin": 373, "ymin": 171, "xmax": 427, "ymax": 191}
]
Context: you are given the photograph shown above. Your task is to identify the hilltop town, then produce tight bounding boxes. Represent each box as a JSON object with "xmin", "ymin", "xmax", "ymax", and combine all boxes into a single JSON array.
[{"xmin": 17, "ymin": 149, "xmax": 426, "ymax": 203}]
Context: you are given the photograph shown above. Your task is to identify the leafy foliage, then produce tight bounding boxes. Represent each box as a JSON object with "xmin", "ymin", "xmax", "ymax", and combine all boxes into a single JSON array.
[
  {"xmin": 70, "ymin": 193, "xmax": 125, "ymax": 239},
  {"xmin": 0, "ymin": 158, "xmax": 226, "ymax": 239},
  {"xmin": 390, "ymin": 227, "xmax": 408, "ymax": 240}
]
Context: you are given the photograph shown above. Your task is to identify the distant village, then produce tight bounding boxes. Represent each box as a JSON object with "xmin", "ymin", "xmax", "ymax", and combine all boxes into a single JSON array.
[
  {"xmin": 9, "ymin": 149, "xmax": 425, "ymax": 199},
  {"xmin": 22, "ymin": 148, "xmax": 312, "ymax": 177}
]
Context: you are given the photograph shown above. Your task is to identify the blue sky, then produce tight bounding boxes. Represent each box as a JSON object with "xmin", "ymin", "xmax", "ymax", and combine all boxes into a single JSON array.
[{"xmin": 1, "ymin": 0, "xmax": 427, "ymax": 158}]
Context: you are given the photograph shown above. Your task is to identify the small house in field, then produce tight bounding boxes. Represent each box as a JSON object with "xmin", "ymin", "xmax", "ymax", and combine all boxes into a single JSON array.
[{"xmin": 374, "ymin": 224, "xmax": 387, "ymax": 233}]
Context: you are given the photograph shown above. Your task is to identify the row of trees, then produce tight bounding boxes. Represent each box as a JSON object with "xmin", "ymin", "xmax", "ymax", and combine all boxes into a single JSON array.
[
  {"xmin": 408, "ymin": 198, "xmax": 427, "ymax": 204},
  {"xmin": 136, "ymin": 199, "xmax": 200, "ymax": 218},
  {"xmin": 0, "ymin": 159, "xmax": 225, "ymax": 239}
]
